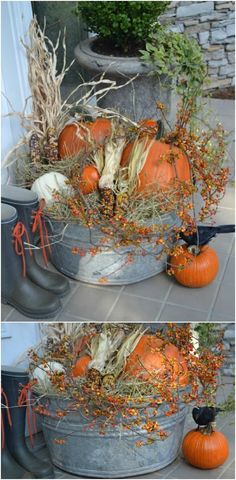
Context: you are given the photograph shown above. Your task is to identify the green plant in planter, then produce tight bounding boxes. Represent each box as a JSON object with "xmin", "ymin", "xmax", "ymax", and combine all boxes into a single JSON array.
[
  {"xmin": 74, "ymin": 1, "xmax": 171, "ymax": 54},
  {"xmin": 75, "ymin": 2, "xmax": 205, "ymax": 96},
  {"xmin": 140, "ymin": 23, "xmax": 206, "ymax": 96}
]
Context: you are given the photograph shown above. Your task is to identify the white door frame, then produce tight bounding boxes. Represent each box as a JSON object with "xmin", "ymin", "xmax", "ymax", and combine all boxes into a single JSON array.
[{"xmin": 1, "ymin": 1, "xmax": 32, "ymax": 183}]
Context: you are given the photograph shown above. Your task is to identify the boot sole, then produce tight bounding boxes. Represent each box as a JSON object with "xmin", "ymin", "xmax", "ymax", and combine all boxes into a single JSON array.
[{"xmin": 1, "ymin": 297, "xmax": 62, "ymax": 319}]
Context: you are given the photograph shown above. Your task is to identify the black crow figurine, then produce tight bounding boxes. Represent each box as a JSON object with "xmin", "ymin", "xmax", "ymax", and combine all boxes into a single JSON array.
[
  {"xmin": 180, "ymin": 225, "xmax": 235, "ymax": 247},
  {"xmin": 192, "ymin": 406, "xmax": 224, "ymax": 427}
]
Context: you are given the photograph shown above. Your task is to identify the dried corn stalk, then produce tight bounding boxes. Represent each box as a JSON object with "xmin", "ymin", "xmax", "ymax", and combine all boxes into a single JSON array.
[
  {"xmin": 22, "ymin": 18, "xmax": 71, "ymax": 138},
  {"xmin": 3, "ymin": 17, "xmax": 139, "ymax": 170},
  {"xmin": 22, "ymin": 18, "xmax": 139, "ymax": 141},
  {"xmin": 39, "ymin": 322, "xmax": 87, "ymax": 348}
]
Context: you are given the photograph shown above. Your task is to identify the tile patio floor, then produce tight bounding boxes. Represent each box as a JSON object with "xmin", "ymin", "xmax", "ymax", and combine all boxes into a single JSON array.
[
  {"xmin": 27, "ymin": 376, "xmax": 234, "ymax": 479},
  {"xmin": 1, "ymin": 98, "xmax": 235, "ymax": 323}
]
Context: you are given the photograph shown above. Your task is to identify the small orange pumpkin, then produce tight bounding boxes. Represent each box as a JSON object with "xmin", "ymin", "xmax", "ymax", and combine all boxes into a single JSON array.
[
  {"xmin": 182, "ymin": 428, "xmax": 229, "ymax": 469},
  {"xmin": 121, "ymin": 138, "xmax": 191, "ymax": 193},
  {"xmin": 170, "ymin": 245, "xmax": 219, "ymax": 288},
  {"xmin": 125, "ymin": 335, "xmax": 189, "ymax": 387},
  {"xmin": 79, "ymin": 165, "xmax": 100, "ymax": 195},
  {"xmin": 72, "ymin": 355, "xmax": 91, "ymax": 377},
  {"xmin": 58, "ymin": 118, "xmax": 112, "ymax": 159}
]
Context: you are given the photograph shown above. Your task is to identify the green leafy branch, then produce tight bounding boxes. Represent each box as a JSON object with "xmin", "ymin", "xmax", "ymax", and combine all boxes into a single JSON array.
[{"xmin": 140, "ymin": 23, "xmax": 207, "ymax": 98}]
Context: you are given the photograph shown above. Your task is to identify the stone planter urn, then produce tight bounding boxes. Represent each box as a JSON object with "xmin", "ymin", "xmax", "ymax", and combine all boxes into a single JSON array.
[
  {"xmin": 36, "ymin": 396, "xmax": 188, "ymax": 478},
  {"xmin": 74, "ymin": 37, "xmax": 172, "ymax": 122}
]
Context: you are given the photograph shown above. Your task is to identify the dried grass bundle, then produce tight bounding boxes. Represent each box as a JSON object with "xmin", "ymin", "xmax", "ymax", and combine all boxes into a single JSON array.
[{"xmin": 126, "ymin": 181, "xmax": 195, "ymax": 223}]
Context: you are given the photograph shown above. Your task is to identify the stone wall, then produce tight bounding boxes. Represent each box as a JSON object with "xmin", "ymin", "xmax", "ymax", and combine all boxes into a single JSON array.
[
  {"xmin": 161, "ymin": 1, "xmax": 235, "ymax": 90},
  {"xmin": 222, "ymin": 323, "xmax": 235, "ymax": 377}
]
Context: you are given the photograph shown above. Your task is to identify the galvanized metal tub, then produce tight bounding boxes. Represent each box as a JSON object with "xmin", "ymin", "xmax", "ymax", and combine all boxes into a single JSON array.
[
  {"xmin": 37, "ymin": 397, "xmax": 187, "ymax": 478},
  {"xmin": 46, "ymin": 212, "xmax": 181, "ymax": 284}
]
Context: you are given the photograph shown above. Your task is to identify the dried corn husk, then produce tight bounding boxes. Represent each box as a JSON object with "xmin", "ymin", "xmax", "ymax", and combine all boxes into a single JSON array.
[
  {"xmin": 115, "ymin": 137, "xmax": 155, "ymax": 197},
  {"xmin": 105, "ymin": 326, "xmax": 146, "ymax": 379},
  {"xmin": 99, "ymin": 122, "xmax": 126, "ymax": 218},
  {"xmin": 92, "ymin": 145, "xmax": 105, "ymax": 174},
  {"xmin": 88, "ymin": 327, "xmax": 125, "ymax": 374}
]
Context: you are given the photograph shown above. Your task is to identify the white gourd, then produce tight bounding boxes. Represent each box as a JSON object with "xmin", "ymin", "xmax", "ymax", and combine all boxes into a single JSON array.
[
  {"xmin": 31, "ymin": 172, "xmax": 72, "ymax": 206},
  {"xmin": 31, "ymin": 361, "xmax": 65, "ymax": 389}
]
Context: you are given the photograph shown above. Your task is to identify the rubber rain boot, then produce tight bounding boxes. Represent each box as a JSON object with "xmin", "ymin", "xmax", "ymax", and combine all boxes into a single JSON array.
[
  {"xmin": 2, "ymin": 387, "xmax": 35, "ymax": 479},
  {"xmin": 1, "ymin": 185, "xmax": 70, "ymax": 297},
  {"xmin": 1, "ymin": 443, "xmax": 35, "ymax": 479},
  {"xmin": 1, "ymin": 366, "xmax": 54, "ymax": 479},
  {"xmin": 1, "ymin": 203, "xmax": 61, "ymax": 319}
]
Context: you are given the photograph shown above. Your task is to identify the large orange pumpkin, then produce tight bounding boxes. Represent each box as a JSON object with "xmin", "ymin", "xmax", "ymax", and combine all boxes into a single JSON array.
[
  {"xmin": 121, "ymin": 138, "xmax": 191, "ymax": 193},
  {"xmin": 170, "ymin": 245, "xmax": 219, "ymax": 288},
  {"xmin": 125, "ymin": 335, "xmax": 189, "ymax": 387},
  {"xmin": 72, "ymin": 355, "xmax": 91, "ymax": 377},
  {"xmin": 58, "ymin": 118, "xmax": 112, "ymax": 159},
  {"xmin": 182, "ymin": 428, "xmax": 229, "ymax": 469}
]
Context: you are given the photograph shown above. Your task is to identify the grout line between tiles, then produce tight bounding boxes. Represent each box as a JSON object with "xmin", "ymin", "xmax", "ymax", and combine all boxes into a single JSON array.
[
  {"xmin": 60, "ymin": 283, "xmax": 82, "ymax": 309},
  {"xmin": 217, "ymin": 458, "xmax": 235, "ymax": 479},
  {"xmin": 160, "ymin": 458, "xmax": 183, "ymax": 479},
  {"xmin": 61, "ymin": 314, "xmax": 96, "ymax": 322},
  {"xmin": 206, "ymin": 250, "xmax": 233, "ymax": 322},
  {"xmin": 51, "ymin": 283, "xmax": 83, "ymax": 321},
  {"xmin": 120, "ymin": 289, "xmax": 175, "ymax": 303},
  {"xmin": 2, "ymin": 307, "xmax": 14, "ymax": 322},
  {"xmin": 229, "ymin": 238, "xmax": 235, "ymax": 256},
  {"xmin": 160, "ymin": 300, "xmax": 209, "ymax": 313},
  {"xmin": 75, "ymin": 282, "xmax": 123, "ymax": 292},
  {"xmin": 154, "ymin": 283, "xmax": 174, "ymax": 321},
  {"xmin": 104, "ymin": 286, "xmax": 125, "ymax": 321}
]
